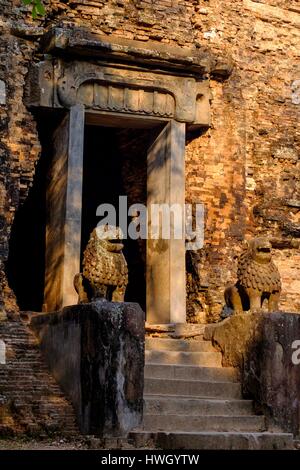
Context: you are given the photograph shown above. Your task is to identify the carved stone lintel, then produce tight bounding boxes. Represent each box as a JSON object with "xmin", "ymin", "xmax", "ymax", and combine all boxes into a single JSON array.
[
  {"xmin": 27, "ymin": 59, "xmax": 211, "ymax": 127},
  {"xmin": 26, "ymin": 28, "xmax": 233, "ymax": 128}
]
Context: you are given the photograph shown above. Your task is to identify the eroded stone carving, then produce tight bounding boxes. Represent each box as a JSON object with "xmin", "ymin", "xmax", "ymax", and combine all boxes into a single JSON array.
[
  {"xmin": 77, "ymin": 82, "xmax": 175, "ymax": 117},
  {"xmin": 74, "ymin": 225, "xmax": 128, "ymax": 303},
  {"xmin": 55, "ymin": 61, "xmax": 206, "ymax": 124},
  {"xmin": 224, "ymin": 237, "xmax": 281, "ymax": 313},
  {"xmin": 27, "ymin": 60, "xmax": 211, "ymax": 127}
]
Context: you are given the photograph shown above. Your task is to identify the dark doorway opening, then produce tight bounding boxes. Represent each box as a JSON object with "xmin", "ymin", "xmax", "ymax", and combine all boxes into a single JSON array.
[
  {"xmin": 82, "ymin": 124, "xmax": 160, "ymax": 311},
  {"xmin": 6, "ymin": 111, "xmax": 64, "ymax": 312}
]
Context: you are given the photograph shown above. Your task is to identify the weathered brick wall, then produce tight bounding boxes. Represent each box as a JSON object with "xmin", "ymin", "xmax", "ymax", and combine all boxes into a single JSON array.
[
  {"xmin": 0, "ymin": 315, "xmax": 78, "ymax": 436},
  {"xmin": 0, "ymin": 0, "xmax": 299, "ymax": 322},
  {"xmin": 186, "ymin": 0, "xmax": 300, "ymax": 320},
  {"xmin": 47, "ymin": 0, "xmax": 198, "ymax": 46},
  {"xmin": 0, "ymin": 1, "xmax": 41, "ymax": 313}
]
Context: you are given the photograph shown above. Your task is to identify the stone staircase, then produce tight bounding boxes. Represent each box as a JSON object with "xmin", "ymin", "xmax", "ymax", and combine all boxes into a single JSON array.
[
  {"xmin": 130, "ymin": 336, "xmax": 294, "ymax": 450},
  {"xmin": 0, "ymin": 318, "xmax": 79, "ymax": 437}
]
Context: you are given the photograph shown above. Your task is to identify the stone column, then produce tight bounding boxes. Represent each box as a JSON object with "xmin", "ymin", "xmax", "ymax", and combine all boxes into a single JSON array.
[
  {"xmin": 147, "ymin": 120, "xmax": 186, "ymax": 324},
  {"xmin": 44, "ymin": 105, "xmax": 85, "ymax": 311}
]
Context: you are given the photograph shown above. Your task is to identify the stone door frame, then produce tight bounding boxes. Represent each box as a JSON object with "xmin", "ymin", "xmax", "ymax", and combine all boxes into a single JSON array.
[
  {"xmin": 45, "ymin": 106, "xmax": 186, "ymax": 325},
  {"xmin": 26, "ymin": 28, "xmax": 232, "ymax": 323}
]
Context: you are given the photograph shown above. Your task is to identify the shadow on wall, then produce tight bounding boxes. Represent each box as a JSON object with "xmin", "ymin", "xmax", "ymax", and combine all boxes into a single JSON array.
[{"xmin": 5, "ymin": 111, "xmax": 64, "ymax": 312}]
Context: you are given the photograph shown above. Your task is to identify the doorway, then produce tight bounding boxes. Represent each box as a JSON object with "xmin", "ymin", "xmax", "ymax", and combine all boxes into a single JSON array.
[
  {"xmin": 8, "ymin": 107, "xmax": 187, "ymax": 324},
  {"xmin": 81, "ymin": 124, "xmax": 161, "ymax": 311}
]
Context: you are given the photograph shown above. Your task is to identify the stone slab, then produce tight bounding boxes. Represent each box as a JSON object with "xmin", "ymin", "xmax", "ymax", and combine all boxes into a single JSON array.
[
  {"xmin": 141, "ymin": 414, "xmax": 266, "ymax": 433},
  {"xmin": 144, "ymin": 363, "xmax": 238, "ymax": 382},
  {"xmin": 204, "ymin": 311, "xmax": 300, "ymax": 436},
  {"xmin": 30, "ymin": 301, "xmax": 145, "ymax": 437},
  {"xmin": 40, "ymin": 27, "xmax": 233, "ymax": 77},
  {"xmin": 145, "ymin": 349, "xmax": 222, "ymax": 367},
  {"xmin": 144, "ymin": 396, "xmax": 255, "ymax": 416},
  {"xmin": 145, "ymin": 337, "xmax": 214, "ymax": 352},
  {"xmin": 130, "ymin": 430, "xmax": 293, "ymax": 450},
  {"xmin": 144, "ymin": 377, "xmax": 241, "ymax": 399},
  {"xmin": 145, "ymin": 322, "xmax": 206, "ymax": 339}
]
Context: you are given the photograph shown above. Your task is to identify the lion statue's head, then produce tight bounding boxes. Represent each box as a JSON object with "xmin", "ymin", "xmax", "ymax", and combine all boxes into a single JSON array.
[
  {"xmin": 93, "ymin": 224, "xmax": 124, "ymax": 253},
  {"xmin": 248, "ymin": 237, "xmax": 272, "ymax": 265},
  {"xmin": 237, "ymin": 237, "xmax": 281, "ymax": 293}
]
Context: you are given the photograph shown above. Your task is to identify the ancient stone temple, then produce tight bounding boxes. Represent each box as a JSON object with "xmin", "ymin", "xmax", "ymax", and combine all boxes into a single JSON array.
[{"xmin": 0, "ymin": 0, "xmax": 300, "ymax": 450}]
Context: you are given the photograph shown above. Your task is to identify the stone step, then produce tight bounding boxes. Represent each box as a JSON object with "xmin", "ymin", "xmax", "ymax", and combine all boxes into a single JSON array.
[
  {"xmin": 145, "ymin": 363, "xmax": 238, "ymax": 382},
  {"xmin": 6, "ymin": 362, "xmax": 48, "ymax": 367},
  {"xmin": 130, "ymin": 431, "xmax": 293, "ymax": 450},
  {"xmin": 144, "ymin": 378, "xmax": 241, "ymax": 399},
  {"xmin": 142, "ymin": 414, "xmax": 266, "ymax": 432},
  {"xmin": 145, "ymin": 338, "xmax": 215, "ymax": 352},
  {"xmin": 145, "ymin": 350, "xmax": 222, "ymax": 367},
  {"xmin": 144, "ymin": 396, "xmax": 255, "ymax": 416}
]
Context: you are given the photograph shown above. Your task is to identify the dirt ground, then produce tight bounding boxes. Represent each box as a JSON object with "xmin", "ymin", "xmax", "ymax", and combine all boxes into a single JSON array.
[
  {"xmin": 0, "ymin": 438, "xmax": 89, "ymax": 450},
  {"xmin": 0, "ymin": 435, "xmax": 142, "ymax": 450}
]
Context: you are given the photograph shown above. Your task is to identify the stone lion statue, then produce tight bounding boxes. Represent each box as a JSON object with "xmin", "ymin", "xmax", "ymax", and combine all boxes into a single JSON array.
[
  {"xmin": 224, "ymin": 237, "xmax": 281, "ymax": 313},
  {"xmin": 74, "ymin": 225, "xmax": 128, "ymax": 303}
]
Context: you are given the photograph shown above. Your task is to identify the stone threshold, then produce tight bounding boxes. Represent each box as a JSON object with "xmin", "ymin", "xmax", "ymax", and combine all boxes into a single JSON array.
[{"xmin": 146, "ymin": 322, "xmax": 206, "ymax": 339}]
